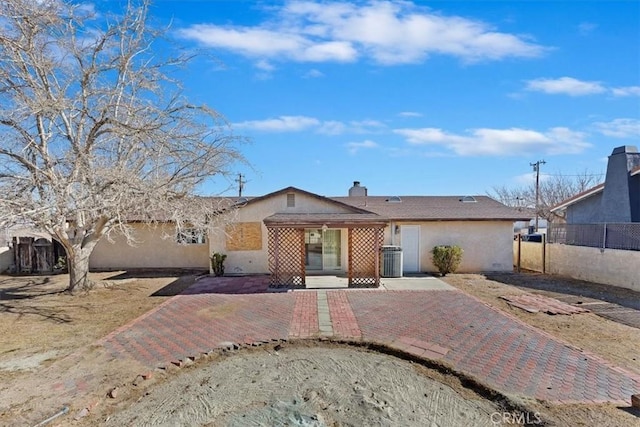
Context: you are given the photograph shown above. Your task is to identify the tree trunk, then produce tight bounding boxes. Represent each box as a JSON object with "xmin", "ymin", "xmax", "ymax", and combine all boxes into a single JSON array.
[{"xmin": 66, "ymin": 247, "xmax": 94, "ymax": 293}]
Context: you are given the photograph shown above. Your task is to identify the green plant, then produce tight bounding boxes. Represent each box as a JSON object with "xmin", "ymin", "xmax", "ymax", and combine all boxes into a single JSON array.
[
  {"xmin": 431, "ymin": 245, "xmax": 463, "ymax": 277},
  {"xmin": 210, "ymin": 252, "xmax": 227, "ymax": 277},
  {"xmin": 54, "ymin": 256, "xmax": 67, "ymax": 272}
]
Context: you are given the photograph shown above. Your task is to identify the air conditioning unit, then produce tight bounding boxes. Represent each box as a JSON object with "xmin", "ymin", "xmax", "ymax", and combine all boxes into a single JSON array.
[{"xmin": 381, "ymin": 245, "xmax": 403, "ymax": 278}]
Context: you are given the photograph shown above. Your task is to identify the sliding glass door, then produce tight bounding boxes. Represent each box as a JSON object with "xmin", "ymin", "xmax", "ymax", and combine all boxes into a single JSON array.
[{"xmin": 305, "ymin": 228, "xmax": 341, "ymax": 271}]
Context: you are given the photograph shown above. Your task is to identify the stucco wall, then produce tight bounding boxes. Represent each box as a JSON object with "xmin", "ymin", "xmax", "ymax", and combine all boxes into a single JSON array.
[
  {"xmin": 90, "ymin": 224, "xmax": 209, "ymax": 270},
  {"xmin": 396, "ymin": 221, "xmax": 514, "ymax": 273},
  {"xmin": 546, "ymin": 244, "xmax": 640, "ymax": 292},
  {"xmin": 210, "ymin": 191, "xmax": 355, "ymax": 275},
  {"xmin": 0, "ymin": 247, "xmax": 13, "ymax": 273},
  {"xmin": 513, "ymin": 241, "xmax": 640, "ymax": 292}
]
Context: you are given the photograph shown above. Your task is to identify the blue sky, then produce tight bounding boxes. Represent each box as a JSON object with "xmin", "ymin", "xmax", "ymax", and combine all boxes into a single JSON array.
[{"xmin": 141, "ymin": 1, "xmax": 638, "ymax": 197}]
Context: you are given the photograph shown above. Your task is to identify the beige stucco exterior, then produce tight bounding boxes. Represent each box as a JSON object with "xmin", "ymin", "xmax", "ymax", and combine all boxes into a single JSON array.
[
  {"xmin": 0, "ymin": 247, "xmax": 12, "ymax": 272},
  {"xmin": 547, "ymin": 245, "xmax": 640, "ymax": 292},
  {"xmin": 393, "ymin": 221, "xmax": 515, "ymax": 273},
  {"xmin": 514, "ymin": 241, "xmax": 640, "ymax": 292},
  {"xmin": 88, "ymin": 190, "xmax": 517, "ymax": 275},
  {"xmin": 210, "ymin": 191, "xmax": 355, "ymax": 275},
  {"xmin": 90, "ymin": 223, "xmax": 209, "ymax": 270}
]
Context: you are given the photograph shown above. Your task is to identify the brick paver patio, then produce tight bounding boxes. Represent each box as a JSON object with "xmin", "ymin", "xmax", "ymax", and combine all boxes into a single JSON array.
[{"xmin": 98, "ymin": 276, "xmax": 640, "ymax": 406}]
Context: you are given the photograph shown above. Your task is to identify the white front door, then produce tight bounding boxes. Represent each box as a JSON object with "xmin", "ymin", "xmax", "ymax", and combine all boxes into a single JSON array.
[{"xmin": 401, "ymin": 225, "xmax": 420, "ymax": 273}]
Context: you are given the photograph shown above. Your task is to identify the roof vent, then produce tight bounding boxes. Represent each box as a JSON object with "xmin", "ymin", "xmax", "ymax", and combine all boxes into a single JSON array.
[
  {"xmin": 386, "ymin": 196, "xmax": 402, "ymax": 203},
  {"xmin": 459, "ymin": 196, "xmax": 477, "ymax": 203}
]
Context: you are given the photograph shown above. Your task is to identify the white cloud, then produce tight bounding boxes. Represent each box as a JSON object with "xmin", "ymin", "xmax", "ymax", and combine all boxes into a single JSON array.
[
  {"xmin": 255, "ymin": 59, "xmax": 275, "ymax": 71},
  {"xmin": 611, "ymin": 86, "xmax": 640, "ymax": 97},
  {"xmin": 234, "ymin": 115, "xmax": 320, "ymax": 132},
  {"xmin": 349, "ymin": 119, "xmax": 386, "ymax": 133},
  {"xmin": 177, "ymin": 1, "xmax": 547, "ymax": 66},
  {"xmin": 394, "ymin": 126, "xmax": 591, "ymax": 156},
  {"xmin": 303, "ymin": 68, "xmax": 324, "ymax": 78},
  {"xmin": 594, "ymin": 118, "xmax": 640, "ymax": 138},
  {"xmin": 578, "ymin": 22, "xmax": 597, "ymax": 35},
  {"xmin": 514, "ymin": 172, "xmax": 535, "ymax": 185},
  {"xmin": 233, "ymin": 116, "xmax": 385, "ymax": 135},
  {"xmin": 317, "ymin": 120, "xmax": 347, "ymax": 135},
  {"xmin": 346, "ymin": 139, "xmax": 378, "ymax": 154},
  {"xmin": 525, "ymin": 77, "xmax": 606, "ymax": 96},
  {"xmin": 398, "ymin": 111, "xmax": 422, "ymax": 117}
]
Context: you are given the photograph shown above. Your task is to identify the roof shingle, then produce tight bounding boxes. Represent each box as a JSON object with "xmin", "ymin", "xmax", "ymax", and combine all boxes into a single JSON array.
[{"xmin": 332, "ymin": 195, "xmax": 529, "ymax": 221}]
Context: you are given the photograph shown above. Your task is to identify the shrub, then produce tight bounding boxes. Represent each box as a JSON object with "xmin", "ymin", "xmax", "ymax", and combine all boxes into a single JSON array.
[
  {"xmin": 431, "ymin": 245, "xmax": 463, "ymax": 276},
  {"xmin": 210, "ymin": 252, "xmax": 227, "ymax": 277}
]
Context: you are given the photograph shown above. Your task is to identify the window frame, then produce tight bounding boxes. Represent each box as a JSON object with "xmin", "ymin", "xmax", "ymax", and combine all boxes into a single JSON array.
[{"xmin": 176, "ymin": 228, "xmax": 206, "ymax": 245}]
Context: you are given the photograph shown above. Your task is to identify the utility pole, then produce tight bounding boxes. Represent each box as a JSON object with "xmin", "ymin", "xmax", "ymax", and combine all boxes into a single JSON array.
[
  {"xmin": 235, "ymin": 173, "xmax": 245, "ymax": 197},
  {"xmin": 530, "ymin": 160, "xmax": 546, "ymax": 232}
]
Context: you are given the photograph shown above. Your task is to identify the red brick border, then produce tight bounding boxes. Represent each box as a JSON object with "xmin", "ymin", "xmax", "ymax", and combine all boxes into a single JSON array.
[
  {"xmin": 327, "ymin": 291, "xmax": 361, "ymax": 339},
  {"xmin": 289, "ymin": 291, "xmax": 318, "ymax": 338}
]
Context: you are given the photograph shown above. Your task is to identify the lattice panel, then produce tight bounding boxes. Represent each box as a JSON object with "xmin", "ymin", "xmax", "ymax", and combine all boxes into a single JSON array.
[
  {"xmin": 267, "ymin": 227, "xmax": 305, "ymax": 288},
  {"xmin": 348, "ymin": 227, "xmax": 383, "ymax": 288}
]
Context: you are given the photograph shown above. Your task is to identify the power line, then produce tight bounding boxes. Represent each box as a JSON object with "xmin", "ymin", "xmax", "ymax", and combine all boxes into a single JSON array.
[{"xmin": 538, "ymin": 173, "xmax": 604, "ymax": 178}]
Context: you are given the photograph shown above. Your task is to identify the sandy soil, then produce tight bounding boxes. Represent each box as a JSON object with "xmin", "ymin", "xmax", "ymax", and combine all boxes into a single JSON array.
[
  {"xmin": 0, "ymin": 271, "xmax": 198, "ymax": 376},
  {"xmin": 1, "ymin": 271, "xmax": 640, "ymax": 426},
  {"xmin": 101, "ymin": 344, "xmax": 511, "ymax": 427},
  {"xmin": 0, "ymin": 271, "xmax": 200, "ymax": 425}
]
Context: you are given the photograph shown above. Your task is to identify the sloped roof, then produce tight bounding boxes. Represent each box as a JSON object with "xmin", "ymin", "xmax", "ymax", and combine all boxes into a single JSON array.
[
  {"xmin": 263, "ymin": 212, "xmax": 387, "ymax": 227},
  {"xmin": 237, "ymin": 186, "xmax": 375, "ymax": 214},
  {"xmin": 550, "ymin": 183, "xmax": 605, "ymax": 213},
  {"xmin": 332, "ymin": 195, "xmax": 529, "ymax": 221}
]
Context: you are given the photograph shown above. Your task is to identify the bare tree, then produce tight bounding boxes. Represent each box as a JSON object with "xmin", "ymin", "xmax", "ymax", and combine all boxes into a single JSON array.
[
  {"xmin": 490, "ymin": 170, "xmax": 602, "ymax": 223},
  {"xmin": 0, "ymin": 0, "xmax": 245, "ymax": 292}
]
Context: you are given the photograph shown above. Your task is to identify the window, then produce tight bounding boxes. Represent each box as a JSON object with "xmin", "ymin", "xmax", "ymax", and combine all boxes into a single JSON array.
[
  {"xmin": 177, "ymin": 228, "xmax": 206, "ymax": 244},
  {"xmin": 287, "ymin": 193, "xmax": 295, "ymax": 207}
]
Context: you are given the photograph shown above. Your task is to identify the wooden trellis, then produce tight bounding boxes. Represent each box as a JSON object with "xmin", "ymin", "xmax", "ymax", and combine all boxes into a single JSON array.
[
  {"xmin": 267, "ymin": 227, "xmax": 305, "ymax": 288},
  {"xmin": 348, "ymin": 227, "xmax": 384, "ymax": 288}
]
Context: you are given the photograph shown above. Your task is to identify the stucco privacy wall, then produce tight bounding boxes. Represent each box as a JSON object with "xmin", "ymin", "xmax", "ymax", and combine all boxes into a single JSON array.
[
  {"xmin": 513, "ymin": 241, "xmax": 640, "ymax": 292},
  {"xmin": 400, "ymin": 221, "xmax": 514, "ymax": 273},
  {"xmin": 547, "ymin": 244, "xmax": 640, "ymax": 292},
  {"xmin": 0, "ymin": 247, "xmax": 12, "ymax": 272},
  {"xmin": 90, "ymin": 224, "xmax": 209, "ymax": 270},
  {"xmin": 209, "ymin": 191, "xmax": 355, "ymax": 275}
]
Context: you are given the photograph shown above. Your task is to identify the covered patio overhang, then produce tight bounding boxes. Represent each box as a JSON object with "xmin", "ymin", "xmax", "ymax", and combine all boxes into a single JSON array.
[{"xmin": 263, "ymin": 213, "xmax": 388, "ymax": 288}]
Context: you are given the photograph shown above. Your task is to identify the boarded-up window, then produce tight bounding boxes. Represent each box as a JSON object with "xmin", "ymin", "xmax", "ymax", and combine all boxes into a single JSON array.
[{"xmin": 226, "ymin": 222, "xmax": 262, "ymax": 251}]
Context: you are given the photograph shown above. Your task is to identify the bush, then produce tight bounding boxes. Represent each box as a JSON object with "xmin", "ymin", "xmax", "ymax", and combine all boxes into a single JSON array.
[
  {"xmin": 210, "ymin": 252, "xmax": 227, "ymax": 277},
  {"xmin": 431, "ymin": 245, "xmax": 463, "ymax": 276}
]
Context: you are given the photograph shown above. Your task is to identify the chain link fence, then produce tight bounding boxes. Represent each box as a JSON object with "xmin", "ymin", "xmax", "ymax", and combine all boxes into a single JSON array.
[{"xmin": 548, "ymin": 223, "xmax": 640, "ymax": 251}]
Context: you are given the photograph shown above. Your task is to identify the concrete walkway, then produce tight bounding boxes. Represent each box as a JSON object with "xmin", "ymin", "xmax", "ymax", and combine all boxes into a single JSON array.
[{"xmin": 98, "ymin": 275, "xmax": 640, "ymax": 406}]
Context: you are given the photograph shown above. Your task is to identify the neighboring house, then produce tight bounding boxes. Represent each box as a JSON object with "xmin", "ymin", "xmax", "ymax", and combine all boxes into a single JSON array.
[
  {"xmin": 551, "ymin": 145, "xmax": 640, "ymax": 223},
  {"xmin": 512, "ymin": 207, "xmax": 548, "ymax": 235},
  {"xmin": 91, "ymin": 182, "xmax": 529, "ymax": 287}
]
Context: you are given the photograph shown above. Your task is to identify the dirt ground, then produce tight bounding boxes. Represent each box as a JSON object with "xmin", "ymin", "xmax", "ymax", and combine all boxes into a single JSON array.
[{"xmin": 1, "ymin": 271, "xmax": 639, "ymax": 426}]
